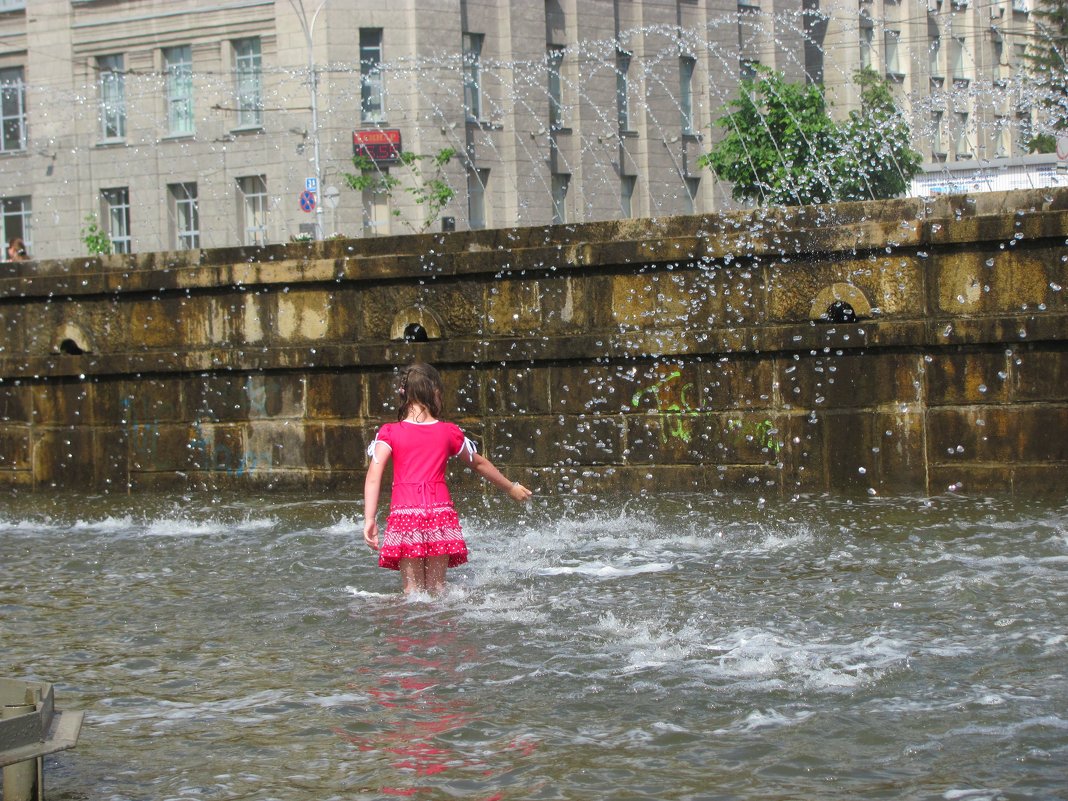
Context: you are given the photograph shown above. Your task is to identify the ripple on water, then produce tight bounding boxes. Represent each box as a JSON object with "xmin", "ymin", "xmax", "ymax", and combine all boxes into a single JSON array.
[{"xmin": 1, "ymin": 491, "xmax": 1066, "ymax": 800}]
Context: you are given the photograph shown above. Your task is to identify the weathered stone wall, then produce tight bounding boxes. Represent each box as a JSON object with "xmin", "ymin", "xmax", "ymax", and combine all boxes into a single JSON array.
[{"xmin": 1, "ymin": 189, "xmax": 1066, "ymax": 495}]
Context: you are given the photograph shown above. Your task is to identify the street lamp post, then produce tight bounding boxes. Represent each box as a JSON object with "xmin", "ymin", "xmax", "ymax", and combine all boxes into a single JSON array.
[{"xmin": 291, "ymin": 0, "xmax": 327, "ymax": 240}]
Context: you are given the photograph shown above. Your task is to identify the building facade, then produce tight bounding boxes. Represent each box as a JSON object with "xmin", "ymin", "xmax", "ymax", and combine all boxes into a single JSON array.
[{"xmin": 0, "ymin": 0, "xmax": 1049, "ymax": 261}]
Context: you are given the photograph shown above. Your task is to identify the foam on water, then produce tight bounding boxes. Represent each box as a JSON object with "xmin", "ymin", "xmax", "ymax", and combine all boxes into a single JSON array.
[{"xmin": 2, "ymin": 492, "xmax": 1065, "ymax": 800}]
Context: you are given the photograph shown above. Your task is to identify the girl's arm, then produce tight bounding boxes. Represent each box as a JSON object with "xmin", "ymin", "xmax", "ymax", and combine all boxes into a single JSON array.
[
  {"xmin": 463, "ymin": 451, "xmax": 532, "ymax": 503},
  {"xmin": 363, "ymin": 443, "xmax": 391, "ymax": 550}
]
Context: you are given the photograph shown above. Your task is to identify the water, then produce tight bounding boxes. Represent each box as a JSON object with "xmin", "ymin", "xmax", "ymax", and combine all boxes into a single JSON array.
[{"xmin": 2, "ymin": 491, "xmax": 1066, "ymax": 800}]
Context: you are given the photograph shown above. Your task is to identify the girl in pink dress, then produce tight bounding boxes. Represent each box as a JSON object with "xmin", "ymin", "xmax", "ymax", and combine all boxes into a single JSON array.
[{"xmin": 363, "ymin": 363, "xmax": 532, "ymax": 594}]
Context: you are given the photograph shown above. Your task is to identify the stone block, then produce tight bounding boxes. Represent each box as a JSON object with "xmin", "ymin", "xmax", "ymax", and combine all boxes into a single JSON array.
[
  {"xmin": 31, "ymin": 381, "xmax": 93, "ymax": 427},
  {"xmin": 611, "ymin": 273, "xmax": 657, "ymax": 329},
  {"xmin": 32, "ymin": 427, "xmax": 95, "ymax": 488},
  {"xmin": 272, "ymin": 288, "xmax": 332, "ymax": 344},
  {"xmin": 1011, "ymin": 345, "xmax": 1068, "ymax": 402},
  {"xmin": 314, "ymin": 422, "xmax": 367, "ymax": 472},
  {"xmin": 93, "ymin": 425, "xmax": 129, "ymax": 489},
  {"xmin": 0, "ymin": 382, "xmax": 31, "ymax": 423},
  {"xmin": 870, "ymin": 409, "xmax": 926, "ymax": 493},
  {"xmin": 307, "ymin": 370, "xmax": 364, "ymax": 419},
  {"xmin": 927, "ymin": 406, "xmax": 1068, "ymax": 464},
  {"xmin": 126, "ymin": 423, "xmax": 199, "ymax": 472},
  {"xmin": 118, "ymin": 377, "xmax": 185, "ymax": 424},
  {"xmin": 245, "ymin": 373, "xmax": 306, "ymax": 419},
  {"xmin": 925, "ymin": 350, "xmax": 1011, "ymax": 405},
  {"xmin": 189, "ymin": 422, "xmax": 245, "ymax": 473},
  {"xmin": 779, "ymin": 351, "xmax": 919, "ymax": 410},
  {"xmin": 435, "ymin": 366, "xmax": 479, "ymax": 419},
  {"xmin": 246, "ymin": 420, "xmax": 310, "ymax": 471},
  {"xmin": 486, "ymin": 279, "xmax": 543, "ymax": 335},
  {"xmin": 489, "ymin": 364, "xmax": 552, "ymax": 416},
  {"xmin": 0, "ymin": 426, "xmax": 31, "ymax": 470},
  {"xmin": 185, "ymin": 375, "xmax": 249, "ymax": 422},
  {"xmin": 126, "ymin": 296, "xmax": 184, "ymax": 349}
]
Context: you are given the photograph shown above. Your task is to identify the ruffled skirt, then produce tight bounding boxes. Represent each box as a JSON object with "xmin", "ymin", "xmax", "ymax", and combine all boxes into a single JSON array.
[{"xmin": 378, "ymin": 505, "xmax": 468, "ymax": 570}]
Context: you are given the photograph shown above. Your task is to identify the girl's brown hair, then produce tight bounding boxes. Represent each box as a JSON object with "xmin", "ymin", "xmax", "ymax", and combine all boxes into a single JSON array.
[{"xmin": 397, "ymin": 362, "xmax": 444, "ymax": 421}]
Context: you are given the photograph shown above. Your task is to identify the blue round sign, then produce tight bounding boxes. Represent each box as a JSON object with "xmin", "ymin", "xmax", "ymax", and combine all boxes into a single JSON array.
[{"xmin": 299, "ymin": 190, "xmax": 316, "ymax": 212}]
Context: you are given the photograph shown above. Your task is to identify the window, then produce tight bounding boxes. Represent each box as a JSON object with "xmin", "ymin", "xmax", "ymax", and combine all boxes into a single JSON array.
[
  {"xmin": 551, "ymin": 173, "xmax": 569, "ymax": 225},
  {"xmin": 616, "ymin": 49, "xmax": 632, "ymax": 131},
  {"xmin": 467, "ymin": 168, "xmax": 488, "ymax": 229},
  {"xmin": 620, "ymin": 175, "xmax": 636, "ymax": 218},
  {"xmin": 233, "ymin": 38, "xmax": 262, "ymax": 129},
  {"xmin": 680, "ymin": 55, "xmax": 696, "ymax": 135},
  {"xmin": 955, "ymin": 112, "xmax": 972, "ymax": 158},
  {"xmin": 169, "ymin": 183, "xmax": 199, "ymax": 249},
  {"xmin": 931, "ymin": 110, "xmax": 945, "ymax": 155},
  {"xmin": 1012, "ymin": 43, "xmax": 1028, "ymax": 81},
  {"xmin": 740, "ymin": 58, "xmax": 759, "ymax": 81},
  {"xmin": 237, "ymin": 175, "xmax": 268, "ymax": 245},
  {"xmin": 859, "ymin": 16, "xmax": 873, "ymax": 70},
  {"xmin": 929, "ymin": 35, "xmax": 942, "ymax": 78},
  {"xmin": 164, "ymin": 46, "xmax": 194, "ymax": 135},
  {"xmin": 994, "ymin": 116, "xmax": 1012, "ymax": 157},
  {"xmin": 0, "ymin": 67, "xmax": 25, "ymax": 153},
  {"xmin": 360, "ymin": 29, "xmax": 385, "ymax": 123},
  {"xmin": 361, "ymin": 169, "xmax": 389, "ymax": 237},
  {"xmin": 1, "ymin": 196, "xmax": 31, "ymax": 257},
  {"xmin": 0, "ymin": 1, "xmax": 27, "ymax": 11},
  {"xmin": 684, "ymin": 176, "xmax": 700, "ymax": 214},
  {"xmin": 1016, "ymin": 109, "xmax": 1033, "ymax": 150},
  {"xmin": 548, "ymin": 45, "xmax": 565, "ymax": 130},
  {"xmin": 993, "ymin": 40, "xmax": 1008, "ymax": 82},
  {"xmin": 102, "ymin": 188, "xmax": 131, "ymax": 254},
  {"xmin": 98, "ymin": 54, "xmax": 126, "ymax": 140},
  {"xmin": 884, "ymin": 30, "xmax": 901, "ymax": 76},
  {"xmin": 951, "ymin": 36, "xmax": 968, "ymax": 82},
  {"xmin": 463, "ymin": 32, "xmax": 483, "ymax": 122}
]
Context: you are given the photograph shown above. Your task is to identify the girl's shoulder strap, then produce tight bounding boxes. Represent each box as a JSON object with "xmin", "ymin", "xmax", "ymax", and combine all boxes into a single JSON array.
[{"xmin": 366, "ymin": 422, "xmax": 396, "ymax": 463}]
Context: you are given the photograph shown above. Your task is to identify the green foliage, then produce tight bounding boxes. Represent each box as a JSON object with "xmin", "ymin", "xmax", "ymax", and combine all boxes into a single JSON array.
[
  {"xmin": 1028, "ymin": 132, "xmax": 1058, "ymax": 153},
  {"xmin": 342, "ymin": 148, "xmax": 457, "ymax": 233},
  {"xmin": 727, "ymin": 418, "xmax": 782, "ymax": 454},
  {"xmin": 1025, "ymin": 0, "xmax": 1068, "ymax": 129},
  {"xmin": 698, "ymin": 67, "xmax": 922, "ymax": 206},
  {"xmin": 81, "ymin": 214, "xmax": 112, "ymax": 256},
  {"xmin": 833, "ymin": 68, "xmax": 924, "ymax": 201}
]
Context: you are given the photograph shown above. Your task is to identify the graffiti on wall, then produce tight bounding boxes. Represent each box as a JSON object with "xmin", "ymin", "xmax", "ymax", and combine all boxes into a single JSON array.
[{"xmin": 630, "ymin": 365, "xmax": 782, "ymax": 455}]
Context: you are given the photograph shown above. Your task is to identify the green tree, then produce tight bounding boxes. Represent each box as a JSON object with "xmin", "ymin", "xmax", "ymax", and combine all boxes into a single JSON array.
[
  {"xmin": 342, "ymin": 148, "xmax": 456, "ymax": 234},
  {"xmin": 81, "ymin": 214, "xmax": 112, "ymax": 255},
  {"xmin": 1025, "ymin": 0, "xmax": 1068, "ymax": 134},
  {"xmin": 698, "ymin": 67, "xmax": 839, "ymax": 206},
  {"xmin": 832, "ymin": 68, "xmax": 923, "ymax": 201},
  {"xmin": 699, "ymin": 67, "xmax": 922, "ymax": 206}
]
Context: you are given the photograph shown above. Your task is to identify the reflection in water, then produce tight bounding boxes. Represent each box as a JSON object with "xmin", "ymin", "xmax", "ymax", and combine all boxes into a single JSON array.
[
  {"xmin": 337, "ymin": 619, "xmax": 539, "ymax": 799},
  {"xmin": 0, "ymin": 491, "xmax": 1065, "ymax": 800}
]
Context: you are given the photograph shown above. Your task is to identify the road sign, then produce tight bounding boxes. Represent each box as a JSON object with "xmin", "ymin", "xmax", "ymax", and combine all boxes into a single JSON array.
[
  {"xmin": 299, "ymin": 190, "xmax": 316, "ymax": 212},
  {"xmin": 305, "ymin": 177, "xmax": 318, "ymax": 193},
  {"xmin": 322, "ymin": 185, "xmax": 340, "ymax": 209}
]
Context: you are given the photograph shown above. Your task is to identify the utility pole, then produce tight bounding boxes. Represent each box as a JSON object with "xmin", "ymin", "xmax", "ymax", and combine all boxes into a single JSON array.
[{"xmin": 291, "ymin": 0, "xmax": 327, "ymax": 240}]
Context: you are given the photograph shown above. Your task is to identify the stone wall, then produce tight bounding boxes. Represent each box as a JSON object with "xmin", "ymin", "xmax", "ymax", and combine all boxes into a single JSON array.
[{"xmin": 1, "ymin": 189, "xmax": 1066, "ymax": 495}]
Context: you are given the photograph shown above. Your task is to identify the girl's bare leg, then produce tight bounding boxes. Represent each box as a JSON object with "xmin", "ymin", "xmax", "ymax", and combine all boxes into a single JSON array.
[
  {"xmin": 398, "ymin": 558, "xmax": 425, "ymax": 594},
  {"xmin": 424, "ymin": 556, "xmax": 449, "ymax": 595}
]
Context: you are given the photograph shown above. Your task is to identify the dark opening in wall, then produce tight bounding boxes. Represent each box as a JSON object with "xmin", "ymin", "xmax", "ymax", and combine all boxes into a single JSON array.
[
  {"xmin": 59, "ymin": 338, "xmax": 85, "ymax": 355},
  {"xmin": 820, "ymin": 300, "xmax": 857, "ymax": 323},
  {"xmin": 403, "ymin": 323, "xmax": 429, "ymax": 342}
]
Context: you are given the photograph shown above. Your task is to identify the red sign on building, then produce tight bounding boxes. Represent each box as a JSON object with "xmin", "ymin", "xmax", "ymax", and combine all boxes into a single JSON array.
[{"xmin": 352, "ymin": 129, "xmax": 402, "ymax": 163}]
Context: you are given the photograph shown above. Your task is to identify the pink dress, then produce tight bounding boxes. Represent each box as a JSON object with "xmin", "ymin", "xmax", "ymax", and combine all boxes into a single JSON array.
[{"xmin": 368, "ymin": 420, "xmax": 474, "ymax": 570}]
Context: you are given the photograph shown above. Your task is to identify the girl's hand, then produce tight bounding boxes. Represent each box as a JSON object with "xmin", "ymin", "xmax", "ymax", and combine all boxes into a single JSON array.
[
  {"xmin": 363, "ymin": 520, "xmax": 380, "ymax": 551},
  {"xmin": 509, "ymin": 482, "xmax": 533, "ymax": 503}
]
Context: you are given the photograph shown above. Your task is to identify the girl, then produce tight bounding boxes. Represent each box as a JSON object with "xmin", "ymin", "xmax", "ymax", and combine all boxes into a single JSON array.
[{"xmin": 363, "ymin": 362, "xmax": 532, "ymax": 595}]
